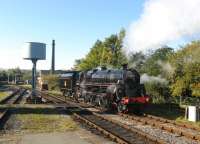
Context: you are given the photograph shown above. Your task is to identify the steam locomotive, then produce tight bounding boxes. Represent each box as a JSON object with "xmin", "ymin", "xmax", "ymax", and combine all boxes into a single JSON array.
[{"xmin": 59, "ymin": 65, "xmax": 150, "ymax": 112}]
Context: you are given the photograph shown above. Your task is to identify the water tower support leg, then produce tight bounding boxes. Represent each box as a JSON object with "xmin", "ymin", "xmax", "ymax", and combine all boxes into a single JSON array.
[{"xmin": 31, "ymin": 59, "xmax": 37, "ymax": 100}]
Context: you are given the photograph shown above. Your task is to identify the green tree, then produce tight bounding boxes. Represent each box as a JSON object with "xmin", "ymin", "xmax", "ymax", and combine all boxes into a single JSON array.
[
  {"xmin": 144, "ymin": 81, "xmax": 170, "ymax": 103},
  {"xmin": 77, "ymin": 40, "xmax": 112, "ymax": 70},
  {"xmin": 129, "ymin": 47, "xmax": 174, "ymax": 103},
  {"xmin": 0, "ymin": 70, "xmax": 7, "ymax": 81},
  {"xmin": 104, "ymin": 29, "xmax": 127, "ymax": 68},
  {"xmin": 22, "ymin": 70, "xmax": 32, "ymax": 80},
  {"xmin": 75, "ymin": 29, "xmax": 127, "ymax": 70},
  {"xmin": 169, "ymin": 41, "xmax": 200, "ymax": 97},
  {"xmin": 141, "ymin": 47, "xmax": 174, "ymax": 76},
  {"xmin": 7, "ymin": 67, "xmax": 23, "ymax": 82}
]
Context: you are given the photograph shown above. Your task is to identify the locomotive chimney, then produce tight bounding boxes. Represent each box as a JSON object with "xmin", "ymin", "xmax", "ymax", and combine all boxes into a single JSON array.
[{"xmin": 51, "ymin": 39, "xmax": 55, "ymax": 74}]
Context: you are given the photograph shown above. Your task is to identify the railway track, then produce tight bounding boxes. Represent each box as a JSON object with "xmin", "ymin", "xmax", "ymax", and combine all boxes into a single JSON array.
[
  {"xmin": 39, "ymin": 92, "xmax": 200, "ymax": 143},
  {"xmin": 73, "ymin": 109, "xmax": 162, "ymax": 144},
  {"xmin": 0, "ymin": 88, "xmax": 27, "ymax": 104},
  {"xmin": 144, "ymin": 114, "xmax": 200, "ymax": 131},
  {"xmin": 36, "ymin": 90, "xmax": 70, "ymax": 104},
  {"xmin": 0, "ymin": 88, "xmax": 20, "ymax": 104},
  {"xmin": 0, "ymin": 88, "xmax": 27, "ymax": 129},
  {"xmin": 120, "ymin": 113, "xmax": 200, "ymax": 142},
  {"xmin": 39, "ymin": 91, "xmax": 165, "ymax": 144}
]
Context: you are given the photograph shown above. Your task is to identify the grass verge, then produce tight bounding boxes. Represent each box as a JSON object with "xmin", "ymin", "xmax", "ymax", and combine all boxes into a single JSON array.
[
  {"xmin": 0, "ymin": 91, "xmax": 9, "ymax": 101},
  {"xmin": 176, "ymin": 116, "xmax": 200, "ymax": 128},
  {"xmin": 5, "ymin": 107, "xmax": 79, "ymax": 133},
  {"xmin": 15, "ymin": 114, "xmax": 78, "ymax": 133}
]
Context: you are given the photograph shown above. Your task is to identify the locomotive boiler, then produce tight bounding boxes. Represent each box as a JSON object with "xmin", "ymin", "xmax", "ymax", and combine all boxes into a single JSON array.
[{"xmin": 77, "ymin": 66, "xmax": 149, "ymax": 112}]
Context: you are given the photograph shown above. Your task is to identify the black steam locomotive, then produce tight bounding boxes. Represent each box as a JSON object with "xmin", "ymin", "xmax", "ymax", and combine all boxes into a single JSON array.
[{"xmin": 59, "ymin": 66, "xmax": 150, "ymax": 112}]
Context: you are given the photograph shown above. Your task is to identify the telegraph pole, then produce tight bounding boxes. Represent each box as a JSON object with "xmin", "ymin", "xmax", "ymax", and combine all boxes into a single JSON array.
[{"xmin": 51, "ymin": 40, "xmax": 55, "ymax": 74}]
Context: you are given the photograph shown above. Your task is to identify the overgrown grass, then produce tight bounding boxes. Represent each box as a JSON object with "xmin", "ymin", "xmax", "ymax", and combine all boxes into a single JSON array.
[
  {"xmin": 15, "ymin": 114, "xmax": 78, "ymax": 133},
  {"xmin": 176, "ymin": 116, "xmax": 200, "ymax": 128},
  {"xmin": 0, "ymin": 91, "xmax": 9, "ymax": 101}
]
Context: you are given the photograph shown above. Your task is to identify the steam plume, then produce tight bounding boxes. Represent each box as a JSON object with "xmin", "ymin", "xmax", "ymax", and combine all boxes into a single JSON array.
[
  {"xmin": 157, "ymin": 60, "xmax": 174, "ymax": 74},
  {"xmin": 140, "ymin": 73, "xmax": 168, "ymax": 84},
  {"xmin": 126, "ymin": 0, "xmax": 200, "ymax": 53}
]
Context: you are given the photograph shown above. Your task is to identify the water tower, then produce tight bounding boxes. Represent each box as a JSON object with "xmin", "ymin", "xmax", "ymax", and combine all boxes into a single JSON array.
[{"xmin": 23, "ymin": 42, "xmax": 46, "ymax": 100}]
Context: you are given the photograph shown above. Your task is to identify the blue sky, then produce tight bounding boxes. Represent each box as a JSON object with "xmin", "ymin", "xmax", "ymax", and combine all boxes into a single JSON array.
[{"xmin": 0, "ymin": 0, "xmax": 144, "ymax": 70}]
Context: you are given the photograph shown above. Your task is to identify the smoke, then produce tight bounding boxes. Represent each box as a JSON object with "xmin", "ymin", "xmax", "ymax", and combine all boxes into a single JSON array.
[
  {"xmin": 157, "ymin": 60, "xmax": 174, "ymax": 74},
  {"xmin": 129, "ymin": 58, "xmax": 145, "ymax": 69},
  {"xmin": 126, "ymin": 0, "xmax": 200, "ymax": 53},
  {"xmin": 140, "ymin": 73, "xmax": 168, "ymax": 84}
]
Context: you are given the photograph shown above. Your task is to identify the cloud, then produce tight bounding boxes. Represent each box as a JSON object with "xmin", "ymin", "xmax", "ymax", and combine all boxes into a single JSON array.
[{"xmin": 126, "ymin": 0, "xmax": 200, "ymax": 53}]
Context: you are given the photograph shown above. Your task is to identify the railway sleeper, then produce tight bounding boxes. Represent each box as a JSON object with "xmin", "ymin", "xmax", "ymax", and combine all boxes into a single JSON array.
[
  {"xmin": 73, "ymin": 113, "xmax": 129, "ymax": 144},
  {"xmin": 93, "ymin": 112, "xmax": 166, "ymax": 144},
  {"xmin": 121, "ymin": 113, "xmax": 200, "ymax": 142},
  {"xmin": 146, "ymin": 114, "xmax": 200, "ymax": 132}
]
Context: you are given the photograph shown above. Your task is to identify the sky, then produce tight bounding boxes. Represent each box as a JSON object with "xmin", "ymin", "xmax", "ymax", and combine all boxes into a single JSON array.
[
  {"xmin": 1, "ymin": 0, "xmax": 199, "ymax": 70},
  {"xmin": 0, "ymin": 0, "xmax": 144, "ymax": 70}
]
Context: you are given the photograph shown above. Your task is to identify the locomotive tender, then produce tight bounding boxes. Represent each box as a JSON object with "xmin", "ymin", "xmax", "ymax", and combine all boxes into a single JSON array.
[{"xmin": 59, "ymin": 65, "xmax": 150, "ymax": 112}]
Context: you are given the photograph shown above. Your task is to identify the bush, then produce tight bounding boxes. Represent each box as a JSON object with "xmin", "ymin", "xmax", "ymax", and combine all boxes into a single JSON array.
[
  {"xmin": 144, "ymin": 81, "xmax": 170, "ymax": 104},
  {"xmin": 181, "ymin": 97, "xmax": 200, "ymax": 106},
  {"xmin": 42, "ymin": 74, "xmax": 59, "ymax": 91}
]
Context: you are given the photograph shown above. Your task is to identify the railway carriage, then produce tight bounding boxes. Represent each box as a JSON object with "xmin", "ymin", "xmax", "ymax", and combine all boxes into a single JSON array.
[{"xmin": 59, "ymin": 71, "xmax": 79, "ymax": 97}]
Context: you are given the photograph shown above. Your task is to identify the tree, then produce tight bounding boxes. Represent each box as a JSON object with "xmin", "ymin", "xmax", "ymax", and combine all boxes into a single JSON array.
[
  {"xmin": 73, "ymin": 59, "xmax": 83, "ymax": 70},
  {"xmin": 169, "ymin": 41, "xmax": 200, "ymax": 97},
  {"xmin": 75, "ymin": 29, "xmax": 127, "ymax": 70},
  {"xmin": 103, "ymin": 29, "xmax": 127, "ymax": 68},
  {"xmin": 77, "ymin": 40, "xmax": 112, "ymax": 70},
  {"xmin": 6, "ymin": 67, "xmax": 23, "ymax": 82},
  {"xmin": 140, "ymin": 47, "xmax": 174, "ymax": 76},
  {"xmin": 128, "ymin": 47, "xmax": 174, "ymax": 103},
  {"xmin": 22, "ymin": 70, "xmax": 32, "ymax": 80},
  {"xmin": 0, "ymin": 70, "xmax": 7, "ymax": 81}
]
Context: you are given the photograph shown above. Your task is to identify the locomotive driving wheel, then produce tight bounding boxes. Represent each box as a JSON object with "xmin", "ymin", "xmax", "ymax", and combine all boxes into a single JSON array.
[
  {"xmin": 83, "ymin": 95, "xmax": 89, "ymax": 103},
  {"xmin": 100, "ymin": 97, "xmax": 109, "ymax": 108},
  {"xmin": 98, "ymin": 98, "xmax": 103, "ymax": 107}
]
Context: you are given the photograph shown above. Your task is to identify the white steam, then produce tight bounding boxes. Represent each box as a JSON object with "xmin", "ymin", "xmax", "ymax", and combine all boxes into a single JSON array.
[
  {"xmin": 126, "ymin": 0, "xmax": 200, "ymax": 53},
  {"xmin": 140, "ymin": 73, "xmax": 168, "ymax": 84},
  {"xmin": 157, "ymin": 60, "xmax": 174, "ymax": 74}
]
